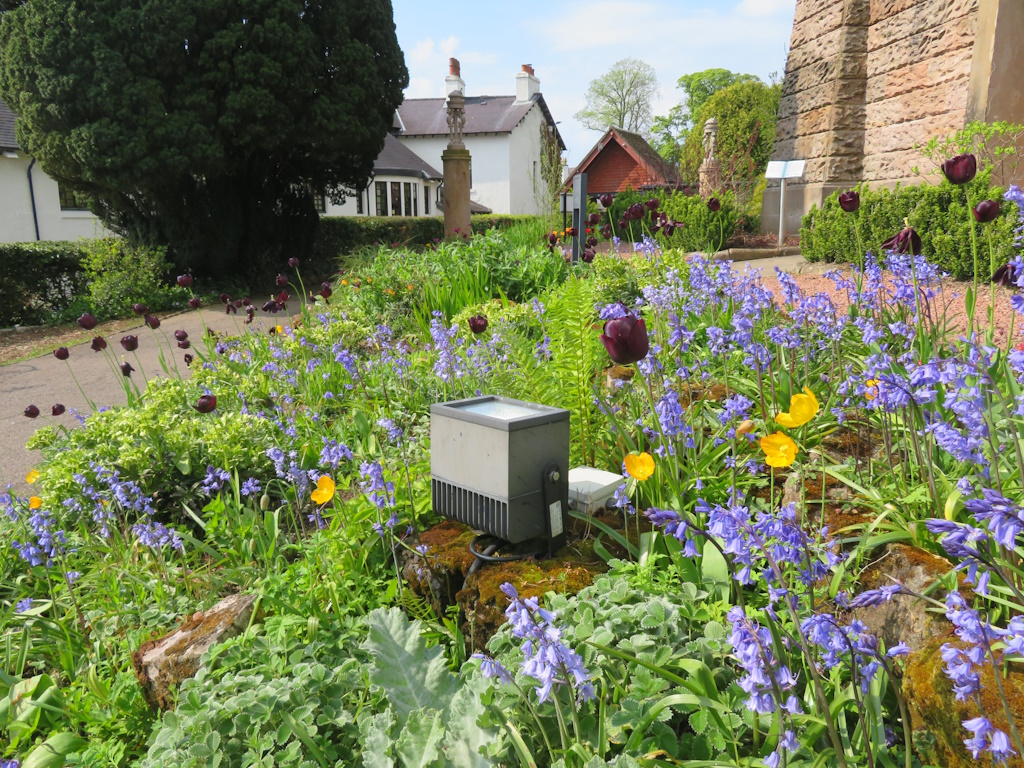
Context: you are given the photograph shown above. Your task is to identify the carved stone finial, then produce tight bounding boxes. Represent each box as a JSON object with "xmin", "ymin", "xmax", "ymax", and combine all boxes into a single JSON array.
[
  {"xmin": 702, "ymin": 117, "xmax": 718, "ymax": 164},
  {"xmin": 446, "ymin": 91, "xmax": 466, "ymax": 149}
]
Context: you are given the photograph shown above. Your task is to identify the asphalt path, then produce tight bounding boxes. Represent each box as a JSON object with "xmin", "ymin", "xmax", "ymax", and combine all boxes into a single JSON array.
[{"xmin": 0, "ymin": 307, "xmax": 283, "ymax": 497}]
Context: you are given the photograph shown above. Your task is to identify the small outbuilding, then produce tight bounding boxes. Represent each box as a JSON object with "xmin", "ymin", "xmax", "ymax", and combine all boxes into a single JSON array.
[{"xmin": 561, "ymin": 127, "xmax": 679, "ymax": 196}]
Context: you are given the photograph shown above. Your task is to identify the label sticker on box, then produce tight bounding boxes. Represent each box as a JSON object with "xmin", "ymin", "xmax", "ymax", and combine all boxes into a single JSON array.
[{"xmin": 549, "ymin": 501, "xmax": 563, "ymax": 536}]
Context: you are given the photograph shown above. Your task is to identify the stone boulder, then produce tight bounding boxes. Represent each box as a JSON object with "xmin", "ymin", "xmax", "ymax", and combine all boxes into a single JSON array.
[{"xmin": 132, "ymin": 593, "xmax": 258, "ymax": 710}]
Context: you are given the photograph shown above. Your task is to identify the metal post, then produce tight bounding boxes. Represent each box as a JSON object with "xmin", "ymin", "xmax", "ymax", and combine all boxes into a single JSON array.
[
  {"xmin": 571, "ymin": 173, "xmax": 587, "ymax": 263},
  {"xmin": 778, "ymin": 178, "xmax": 787, "ymax": 246}
]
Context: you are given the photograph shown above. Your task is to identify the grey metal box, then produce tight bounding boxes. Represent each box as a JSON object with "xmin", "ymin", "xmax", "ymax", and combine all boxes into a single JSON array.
[{"xmin": 430, "ymin": 395, "xmax": 570, "ymax": 544}]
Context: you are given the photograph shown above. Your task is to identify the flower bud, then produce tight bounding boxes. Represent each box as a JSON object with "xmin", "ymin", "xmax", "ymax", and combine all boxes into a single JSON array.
[
  {"xmin": 600, "ymin": 312, "xmax": 649, "ymax": 365},
  {"xmin": 194, "ymin": 394, "xmax": 217, "ymax": 413},
  {"xmin": 174, "ymin": 329, "xmax": 188, "ymax": 342},
  {"xmin": 77, "ymin": 312, "xmax": 98, "ymax": 330},
  {"xmin": 973, "ymin": 199, "xmax": 1000, "ymax": 223},
  {"xmin": 941, "ymin": 153, "xmax": 977, "ymax": 185},
  {"xmin": 24, "ymin": 404, "xmax": 39, "ymax": 418},
  {"xmin": 468, "ymin": 314, "xmax": 488, "ymax": 334},
  {"xmin": 132, "ymin": 303, "xmax": 149, "ymax": 316},
  {"xmin": 599, "ymin": 193, "xmax": 614, "ymax": 208},
  {"xmin": 176, "ymin": 274, "xmax": 193, "ymax": 288},
  {"xmin": 188, "ymin": 296, "xmax": 202, "ymax": 309},
  {"xmin": 120, "ymin": 335, "xmax": 139, "ymax": 352},
  {"xmin": 288, "ymin": 257, "xmax": 299, "ymax": 269},
  {"xmin": 91, "ymin": 336, "xmax": 107, "ymax": 352},
  {"xmin": 707, "ymin": 197, "xmax": 721, "ymax": 212},
  {"xmin": 51, "ymin": 403, "xmax": 65, "ymax": 416},
  {"xmin": 120, "ymin": 360, "xmax": 134, "ymax": 377},
  {"xmin": 838, "ymin": 190, "xmax": 860, "ymax": 212},
  {"xmin": 260, "ymin": 493, "xmax": 271, "ymax": 511},
  {"xmin": 53, "ymin": 347, "xmax": 69, "ymax": 361},
  {"xmin": 144, "ymin": 314, "xmax": 160, "ymax": 329}
]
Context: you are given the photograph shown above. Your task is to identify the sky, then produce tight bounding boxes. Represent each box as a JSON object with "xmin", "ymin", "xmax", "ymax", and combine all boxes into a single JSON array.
[{"xmin": 391, "ymin": 0, "xmax": 797, "ymax": 166}]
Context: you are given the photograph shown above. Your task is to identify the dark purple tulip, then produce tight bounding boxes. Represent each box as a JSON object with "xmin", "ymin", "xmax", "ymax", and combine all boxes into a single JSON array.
[
  {"xmin": 644, "ymin": 198, "xmax": 659, "ymax": 211},
  {"xmin": 567, "ymin": 227, "xmax": 577, "ymax": 237},
  {"xmin": 992, "ymin": 262, "xmax": 1020, "ymax": 286},
  {"xmin": 320, "ymin": 282, "xmax": 332, "ymax": 299},
  {"xmin": 587, "ymin": 212, "xmax": 600, "ymax": 226},
  {"xmin": 707, "ymin": 197, "xmax": 721, "ymax": 213},
  {"xmin": 53, "ymin": 347, "xmax": 69, "ymax": 361},
  {"xmin": 973, "ymin": 200, "xmax": 1000, "ymax": 223},
  {"xmin": 288, "ymin": 257, "xmax": 299, "ymax": 269},
  {"xmin": 600, "ymin": 313, "xmax": 649, "ymax": 365},
  {"xmin": 188, "ymin": 297, "xmax": 202, "ymax": 309},
  {"xmin": 276, "ymin": 273, "xmax": 288, "ymax": 286},
  {"xmin": 241, "ymin": 297, "xmax": 251, "ymax": 307},
  {"xmin": 120, "ymin": 335, "xmax": 139, "ymax": 352},
  {"xmin": 77, "ymin": 313, "xmax": 98, "ymax": 330},
  {"xmin": 468, "ymin": 315, "xmax": 488, "ymax": 334},
  {"xmin": 120, "ymin": 361, "xmax": 134, "ymax": 377},
  {"xmin": 650, "ymin": 225, "xmax": 661, "ymax": 235},
  {"xmin": 174, "ymin": 329, "xmax": 188, "ymax": 342},
  {"xmin": 838, "ymin": 190, "xmax": 860, "ymax": 213},
  {"xmin": 51, "ymin": 404, "xmax": 65, "ymax": 416},
  {"xmin": 547, "ymin": 233, "xmax": 558, "ymax": 246},
  {"xmin": 664, "ymin": 223, "xmax": 676, "ymax": 237},
  {"xmin": 586, "ymin": 236, "xmax": 598, "ymax": 248},
  {"xmin": 941, "ymin": 153, "xmax": 977, "ymax": 185},
  {"xmin": 194, "ymin": 394, "xmax": 217, "ymax": 413},
  {"xmin": 581, "ymin": 249, "xmax": 595, "ymax": 264},
  {"xmin": 600, "ymin": 224, "xmax": 612, "ymax": 239},
  {"xmin": 176, "ymin": 274, "xmax": 193, "ymax": 288},
  {"xmin": 882, "ymin": 226, "xmax": 922, "ymax": 256},
  {"xmin": 627, "ymin": 203, "xmax": 644, "ymax": 220},
  {"xmin": 178, "ymin": 340, "xmax": 191, "ymax": 349},
  {"xmin": 618, "ymin": 219, "xmax": 627, "ymax": 229},
  {"xmin": 219, "ymin": 293, "xmax": 230, "ymax": 304},
  {"xmin": 144, "ymin": 314, "xmax": 160, "ymax": 329},
  {"xmin": 233, "ymin": 299, "xmax": 242, "ymax": 308},
  {"xmin": 245, "ymin": 307, "xmax": 256, "ymax": 324},
  {"xmin": 184, "ymin": 354, "xmax": 194, "ymax": 366},
  {"xmin": 24, "ymin": 405, "xmax": 39, "ymax": 418},
  {"xmin": 91, "ymin": 336, "xmax": 107, "ymax": 352},
  {"xmin": 599, "ymin": 193, "xmax": 614, "ymax": 208},
  {"xmin": 132, "ymin": 303, "xmax": 149, "ymax": 316},
  {"xmin": 262, "ymin": 299, "xmax": 279, "ymax": 313},
  {"xmin": 225, "ymin": 304, "xmax": 237, "ymax": 315}
]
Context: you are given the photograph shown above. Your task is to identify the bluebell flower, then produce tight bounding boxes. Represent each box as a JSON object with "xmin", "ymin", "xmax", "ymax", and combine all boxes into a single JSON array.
[
  {"xmin": 200, "ymin": 466, "xmax": 231, "ymax": 496},
  {"xmin": 240, "ymin": 478, "xmax": 261, "ymax": 497},
  {"xmin": 15, "ymin": 597, "xmax": 33, "ymax": 613}
]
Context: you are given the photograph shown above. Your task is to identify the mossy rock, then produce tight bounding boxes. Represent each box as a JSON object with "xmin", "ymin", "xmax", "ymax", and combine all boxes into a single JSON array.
[{"xmin": 904, "ymin": 635, "xmax": 1024, "ymax": 767}]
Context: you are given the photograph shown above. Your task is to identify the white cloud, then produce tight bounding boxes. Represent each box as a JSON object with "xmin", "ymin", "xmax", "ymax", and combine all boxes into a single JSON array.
[{"xmin": 737, "ymin": 0, "xmax": 795, "ymax": 17}]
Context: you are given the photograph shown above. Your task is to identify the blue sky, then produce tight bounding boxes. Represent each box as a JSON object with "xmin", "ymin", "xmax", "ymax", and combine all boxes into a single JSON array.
[{"xmin": 392, "ymin": 0, "xmax": 797, "ymax": 165}]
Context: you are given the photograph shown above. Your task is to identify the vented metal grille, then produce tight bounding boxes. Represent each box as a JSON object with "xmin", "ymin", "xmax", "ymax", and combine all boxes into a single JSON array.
[{"xmin": 432, "ymin": 478, "xmax": 509, "ymax": 540}]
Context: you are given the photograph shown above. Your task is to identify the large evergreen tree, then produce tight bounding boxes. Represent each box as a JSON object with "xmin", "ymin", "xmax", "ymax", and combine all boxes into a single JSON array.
[{"xmin": 0, "ymin": 0, "xmax": 408, "ymax": 274}]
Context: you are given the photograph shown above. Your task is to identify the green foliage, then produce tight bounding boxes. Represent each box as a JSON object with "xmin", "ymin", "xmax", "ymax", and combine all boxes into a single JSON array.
[
  {"xmin": 660, "ymin": 191, "xmax": 738, "ymax": 252},
  {"xmin": 677, "ymin": 69, "xmax": 760, "ymax": 122},
  {"xmin": 573, "ymin": 58, "xmax": 659, "ymax": 134},
  {"xmin": 0, "ymin": 241, "xmax": 89, "ymax": 326},
  {"xmin": 800, "ymin": 172, "xmax": 1017, "ymax": 278},
  {"xmin": 915, "ymin": 120, "xmax": 1024, "ymax": 183},
  {"xmin": 82, "ymin": 238, "xmax": 186, "ymax": 320},
  {"xmin": 0, "ymin": 0, "xmax": 408, "ymax": 275}
]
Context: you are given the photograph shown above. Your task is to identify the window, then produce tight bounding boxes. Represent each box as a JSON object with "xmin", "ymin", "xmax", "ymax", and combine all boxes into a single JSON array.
[
  {"xmin": 412, "ymin": 184, "xmax": 418, "ymax": 217},
  {"xmin": 375, "ymin": 182, "xmax": 387, "ymax": 217},
  {"xmin": 58, "ymin": 183, "xmax": 88, "ymax": 211},
  {"xmin": 356, "ymin": 189, "xmax": 363, "ymax": 215},
  {"xmin": 390, "ymin": 182, "xmax": 402, "ymax": 216},
  {"xmin": 313, "ymin": 193, "xmax": 326, "ymax": 214},
  {"xmin": 404, "ymin": 183, "xmax": 412, "ymax": 218},
  {"xmin": 424, "ymin": 185, "xmax": 430, "ymax": 215}
]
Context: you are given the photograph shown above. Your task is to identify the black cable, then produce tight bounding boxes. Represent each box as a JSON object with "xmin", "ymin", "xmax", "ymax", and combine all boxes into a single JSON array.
[{"xmin": 467, "ymin": 534, "xmax": 545, "ymax": 563}]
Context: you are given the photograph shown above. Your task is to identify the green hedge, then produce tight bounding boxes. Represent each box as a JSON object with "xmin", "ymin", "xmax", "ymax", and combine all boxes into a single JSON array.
[
  {"xmin": 593, "ymin": 189, "xmax": 738, "ymax": 253},
  {"xmin": 311, "ymin": 214, "xmax": 547, "ymax": 268},
  {"xmin": 800, "ymin": 173, "xmax": 1017, "ymax": 279},
  {"xmin": 1, "ymin": 241, "xmax": 89, "ymax": 326}
]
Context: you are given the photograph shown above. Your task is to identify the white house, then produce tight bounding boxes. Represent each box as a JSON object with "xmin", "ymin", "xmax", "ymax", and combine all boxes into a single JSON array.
[
  {"xmin": 393, "ymin": 60, "xmax": 565, "ymax": 216},
  {"xmin": 324, "ymin": 133, "xmax": 443, "ymax": 218},
  {"xmin": 0, "ymin": 99, "xmax": 105, "ymax": 243}
]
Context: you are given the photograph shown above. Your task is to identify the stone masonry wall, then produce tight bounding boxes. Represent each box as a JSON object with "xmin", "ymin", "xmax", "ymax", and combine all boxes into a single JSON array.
[{"xmin": 774, "ymin": 0, "xmax": 978, "ymax": 190}]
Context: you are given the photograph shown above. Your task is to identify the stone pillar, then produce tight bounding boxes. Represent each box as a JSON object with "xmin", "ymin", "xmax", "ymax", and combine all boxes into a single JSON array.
[
  {"xmin": 698, "ymin": 117, "xmax": 722, "ymax": 197},
  {"xmin": 443, "ymin": 92, "xmax": 472, "ymax": 239}
]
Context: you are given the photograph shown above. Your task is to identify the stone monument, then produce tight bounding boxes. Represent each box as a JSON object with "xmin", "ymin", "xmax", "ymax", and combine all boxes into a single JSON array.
[
  {"xmin": 699, "ymin": 116, "xmax": 722, "ymax": 198},
  {"xmin": 762, "ymin": 0, "xmax": 1024, "ymax": 235},
  {"xmin": 442, "ymin": 88, "xmax": 472, "ymax": 239}
]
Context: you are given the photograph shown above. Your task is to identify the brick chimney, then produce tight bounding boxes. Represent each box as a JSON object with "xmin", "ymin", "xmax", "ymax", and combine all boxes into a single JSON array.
[
  {"xmin": 515, "ymin": 64, "xmax": 540, "ymax": 103},
  {"xmin": 445, "ymin": 57, "xmax": 465, "ymax": 99}
]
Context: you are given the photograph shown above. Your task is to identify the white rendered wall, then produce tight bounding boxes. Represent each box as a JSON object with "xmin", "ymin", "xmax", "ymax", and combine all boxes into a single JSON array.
[
  {"xmin": 398, "ymin": 134, "xmax": 511, "ymax": 215},
  {"xmin": 0, "ymin": 156, "xmax": 106, "ymax": 242},
  {"xmin": 507, "ymin": 107, "xmax": 552, "ymax": 215}
]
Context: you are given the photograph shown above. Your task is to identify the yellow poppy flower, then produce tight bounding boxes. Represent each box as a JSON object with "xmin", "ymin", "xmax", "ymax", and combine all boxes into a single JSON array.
[
  {"xmin": 775, "ymin": 387, "xmax": 819, "ymax": 429},
  {"xmin": 624, "ymin": 452, "xmax": 655, "ymax": 481},
  {"xmin": 865, "ymin": 379, "xmax": 880, "ymax": 401},
  {"xmin": 760, "ymin": 432, "xmax": 798, "ymax": 468},
  {"xmin": 25, "ymin": 470, "xmax": 40, "ymax": 484},
  {"xmin": 311, "ymin": 475, "xmax": 335, "ymax": 506},
  {"xmin": 29, "ymin": 496, "xmax": 42, "ymax": 510},
  {"xmin": 275, "ymin": 325, "xmax": 284, "ymax": 334},
  {"xmin": 341, "ymin": 279, "xmax": 349, "ymax": 286}
]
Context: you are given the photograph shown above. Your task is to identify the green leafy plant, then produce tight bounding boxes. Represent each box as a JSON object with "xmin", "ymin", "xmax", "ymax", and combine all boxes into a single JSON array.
[{"xmin": 82, "ymin": 239, "xmax": 186, "ymax": 320}]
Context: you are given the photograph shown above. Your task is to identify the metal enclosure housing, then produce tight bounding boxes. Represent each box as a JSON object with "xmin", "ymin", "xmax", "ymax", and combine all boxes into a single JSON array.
[{"xmin": 430, "ymin": 395, "xmax": 570, "ymax": 545}]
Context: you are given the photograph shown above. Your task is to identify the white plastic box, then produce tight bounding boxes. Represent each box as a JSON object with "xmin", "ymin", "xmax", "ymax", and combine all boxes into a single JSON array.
[{"xmin": 568, "ymin": 467, "xmax": 625, "ymax": 515}]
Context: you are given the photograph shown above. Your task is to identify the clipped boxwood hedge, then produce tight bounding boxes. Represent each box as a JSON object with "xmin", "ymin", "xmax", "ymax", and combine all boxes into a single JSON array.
[
  {"xmin": 800, "ymin": 172, "xmax": 1017, "ymax": 279},
  {"xmin": 1, "ymin": 241, "xmax": 90, "ymax": 327}
]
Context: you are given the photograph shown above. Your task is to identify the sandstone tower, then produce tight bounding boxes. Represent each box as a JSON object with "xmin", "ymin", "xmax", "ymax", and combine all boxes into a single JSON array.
[{"xmin": 762, "ymin": 0, "xmax": 1024, "ymax": 235}]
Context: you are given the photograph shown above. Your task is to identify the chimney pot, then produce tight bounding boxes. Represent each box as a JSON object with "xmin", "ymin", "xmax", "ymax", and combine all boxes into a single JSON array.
[
  {"xmin": 521, "ymin": 64, "xmax": 535, "ymax": 76},
  {"xmin": 449, "ymin": 58, "xmax": 460, "ymax": 76}
]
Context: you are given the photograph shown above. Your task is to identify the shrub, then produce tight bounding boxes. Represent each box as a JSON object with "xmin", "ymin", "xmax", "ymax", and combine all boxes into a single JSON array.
[
  {"xmin": 83, "ymin": 239, "xmax": 187, "ymax": 320},
  {"xmin": 661, "ymin": 190, "xmax": 738, "ymax": 252},
  {"xmin": 0, "ymin": 241, "xmax": 89, "ymax": 326},
  {"xmin": 800, "ymin": 171, "xmax": 1017, "ymax": 279}
]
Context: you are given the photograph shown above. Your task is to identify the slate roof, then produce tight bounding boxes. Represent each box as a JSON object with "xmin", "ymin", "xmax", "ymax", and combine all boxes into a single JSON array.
[
  {"xmin": 375, "ymin": 133, "xmax": 441, "ymax": 180},
  {"xmin": 0, "ymin": 98, "xmax": 18, "ymax": 151},
  {"xmin": 398, "ymin": 94, "xmax": 565, "ymax": 150}
]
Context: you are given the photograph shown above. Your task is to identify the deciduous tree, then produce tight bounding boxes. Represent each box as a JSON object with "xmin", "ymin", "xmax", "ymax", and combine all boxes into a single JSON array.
[
  {"xmin": 574, "ymin": 58, "xmax": 659, "ymax": 135},
  {"xmin": 0, "ymin": 0, "xmax": 408, "ymax": 275}
]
